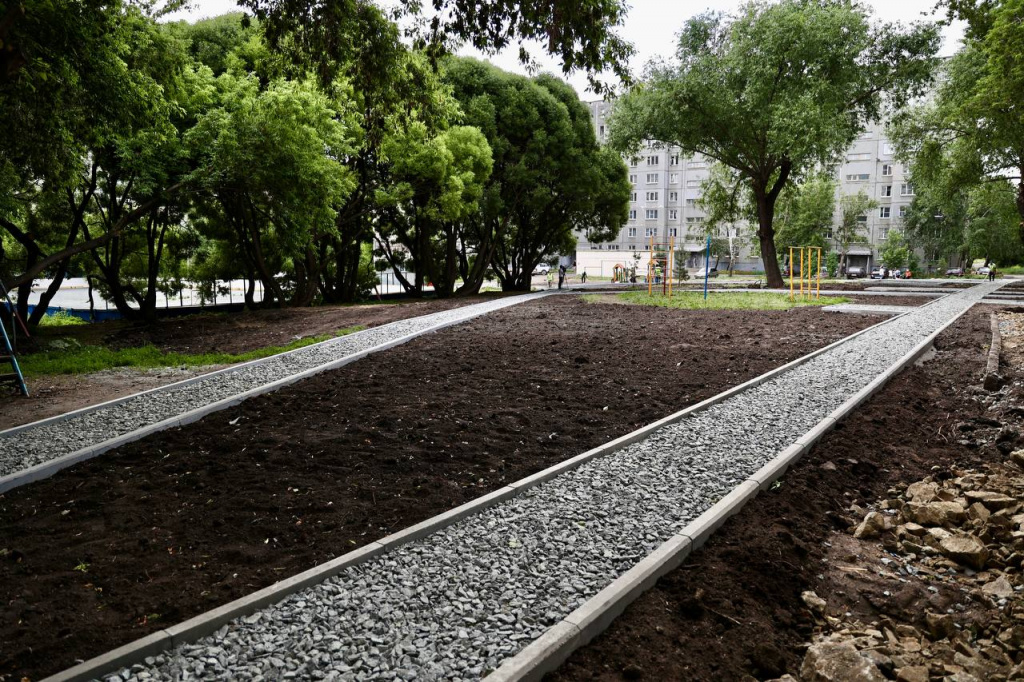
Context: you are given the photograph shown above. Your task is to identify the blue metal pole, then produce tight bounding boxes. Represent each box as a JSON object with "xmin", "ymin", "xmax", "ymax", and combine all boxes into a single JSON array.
[{"xmin": 703, "ymin": 235, "xmax": 711, "ymax": 300}]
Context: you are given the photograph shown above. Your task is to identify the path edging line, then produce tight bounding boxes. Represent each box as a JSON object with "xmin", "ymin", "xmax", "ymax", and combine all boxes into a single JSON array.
[
  {"xmin": 0, "ymin": 295, "xmax": 547, "ymax": 494},
  {"xmin": 40, "ymin": 311, "xmax": 899, "ymax": 682},
  {"xmin": 483, "ymin": 290, "xmax": 989, "ymax": 682}
]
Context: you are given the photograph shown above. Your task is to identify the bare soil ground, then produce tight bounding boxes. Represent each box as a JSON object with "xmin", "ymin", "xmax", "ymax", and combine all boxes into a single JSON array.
[
  {"xmin": 549, "ymin": 306, "xmax": 1014, "ymax": 682},
  {"xmin": 0, "ymin": 296, "xmax": 876, "ymax": 681},
  {"xmin": 0, "ymin": 297, "xmax": 488, "ymax": 430}
]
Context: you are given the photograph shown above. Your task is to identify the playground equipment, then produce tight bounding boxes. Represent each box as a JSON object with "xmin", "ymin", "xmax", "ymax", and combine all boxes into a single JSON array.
[
  {"xmin": 647, "ymin": 236, "xmax": 676, "ymax": 296},
  {"xmin": 789, "ymin": 246, "xmax": 822, "ymax": 300}
]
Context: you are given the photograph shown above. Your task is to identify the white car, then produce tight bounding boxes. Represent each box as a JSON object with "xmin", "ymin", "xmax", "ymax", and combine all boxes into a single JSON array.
[{"xmin": 533, "ymin": 263, "xmax": 552, "ymax": 275}]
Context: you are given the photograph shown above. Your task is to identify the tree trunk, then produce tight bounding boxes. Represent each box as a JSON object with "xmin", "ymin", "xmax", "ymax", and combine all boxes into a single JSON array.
[{"xmin": 755, "ymin": 190, "xmax": 784, "ymax": 289}]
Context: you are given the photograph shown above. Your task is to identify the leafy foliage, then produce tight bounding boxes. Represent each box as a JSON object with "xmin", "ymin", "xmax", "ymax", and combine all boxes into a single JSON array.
[{"xmin": 607, "ymin": 0, "xmax": 939, "ymax": 287}]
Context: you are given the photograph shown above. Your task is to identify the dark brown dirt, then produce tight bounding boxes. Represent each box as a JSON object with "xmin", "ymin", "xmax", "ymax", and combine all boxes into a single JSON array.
[
  {"xmin": 548, "ymin": 307, "xmax": 1010, "ymax": 682},
  {"xmin": 844, "ymin": 295, "xmax": 931, "ymax": 306},
  {"xmin": 0, "ymin": 297, "xmax": 491, "ymax": 430},
  {"xmin": 0, "ymin": 297, "xmax": 875, "ymax": 681}
]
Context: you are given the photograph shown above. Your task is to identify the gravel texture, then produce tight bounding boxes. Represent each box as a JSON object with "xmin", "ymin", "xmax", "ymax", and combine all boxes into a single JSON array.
[
  {"xmin": 104, "ymin": 281, "xmax": 1005, "ymax": 681},
  {"xmin": 0, "ymin": 294, "xmax": 545, "ymax": 478}
]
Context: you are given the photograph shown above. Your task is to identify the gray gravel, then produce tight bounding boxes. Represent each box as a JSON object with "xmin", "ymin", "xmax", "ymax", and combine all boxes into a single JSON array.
[
  {"xmin": 0, "ymin": 294, "xmax": 545, "ymax": 478},
  {"xmin": 105, "ymin": 281, "xmax": 1004, "ymax": 681}
]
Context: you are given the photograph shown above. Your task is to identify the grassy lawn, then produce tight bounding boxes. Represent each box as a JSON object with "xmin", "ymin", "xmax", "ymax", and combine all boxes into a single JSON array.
[
  {"xmin": 588, "ymin": 291, "xmax": 851, "ymax": 310},
  {"xmin": 20, "ymin": 326, "xmax": 365, "ymax": 377}
]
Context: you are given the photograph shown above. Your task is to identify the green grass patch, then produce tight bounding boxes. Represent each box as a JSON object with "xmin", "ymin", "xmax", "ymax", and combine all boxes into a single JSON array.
[
  {"xmin": 37, "ymin": 310, "xmax": 87, "ymax": 327},
  {"xmin": 20, "ymin": 326, "xmax": 364, "ymax": 377},
  {"xmin": 588, "ymin": 291, "xmax": 850, "ymax": 311}
]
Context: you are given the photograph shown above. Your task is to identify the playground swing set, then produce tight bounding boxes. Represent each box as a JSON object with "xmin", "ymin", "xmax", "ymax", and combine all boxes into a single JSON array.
[{"xmin": 789, "ymin": 245, "xmax": 823, "ymax": 300}]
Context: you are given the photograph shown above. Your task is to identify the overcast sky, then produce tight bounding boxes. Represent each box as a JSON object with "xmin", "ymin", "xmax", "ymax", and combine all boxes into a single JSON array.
[{"xmin": 165, "ymin": 0, "xmax": 965, "ymax": 98}]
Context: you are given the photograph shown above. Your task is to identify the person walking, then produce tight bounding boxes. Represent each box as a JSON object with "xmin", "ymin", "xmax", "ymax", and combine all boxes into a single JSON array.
[
  {"xmin": 989, "ymin": 267, "xmax": 997, "ymax": 282},
  {"xmin": 580, "ymin": 270, "xmax": 587, "ymax": 284},
  {"xmin": 546, "ymin": 271, "xmax": 553, "ymax": 289},
  {"xmin": 558, "ymin": 264, "xmax": 566, "ymax": 289}
]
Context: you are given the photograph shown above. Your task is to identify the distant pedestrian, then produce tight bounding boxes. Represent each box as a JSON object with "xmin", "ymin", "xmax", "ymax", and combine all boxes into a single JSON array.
[
  {"xmin": 581, "ymin": 270, "xmax": 587, "ymax": 284},
  {"xmin": 989, "ymin": 267, "xmax": 997, "ymax": 282},
  {"xmin": 546, "ymin": 271, "xmax": 553, "ymax": 289},
  {"xmin": 558, "ymin": 264, "xmax": 566, "ymax": 289}
]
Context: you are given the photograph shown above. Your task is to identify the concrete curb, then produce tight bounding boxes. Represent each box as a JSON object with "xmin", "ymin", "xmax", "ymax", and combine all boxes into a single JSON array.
[
  {"xmin": 483, "ymin": 289, "xmax": 993, "ymax": 682},
  {"xmin": 0, "ymin": 295, "xmax": 548, "ymax": 494},
  {"xmin": 41, "ymin": 311, "xmax": 900, "ymax": 682},
  {"xmin": 985, "ymin": 313, "xmax": 1003, "ymax": 391}
]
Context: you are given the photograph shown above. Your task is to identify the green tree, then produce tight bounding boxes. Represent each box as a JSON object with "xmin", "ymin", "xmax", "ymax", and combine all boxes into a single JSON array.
[
  {"xmin": 444, "ymin": 58, "xmax": 630, "ymax": 292},
  {"xmin": 836, "ymin": 191, "xmax": 877, "ymax": 275},
  {"xmin": 892, "ymin": 0, "xmax": 1024, "ymax": 245},
  {"xmin": 240, "ymin": 0, "xmax": 634, "ymax": 92},
  {"xmin": 879, "ymin": 229, "xmax": 911, "ymax": 270},
  {"xmin": 607, "ymin": 0, "xmax": 939, "ymax": 287},
  {"xmin": 773, "ymin": 175, "xmax": 836, "ymax": 253},
  {"xmin": 188, "ymin": 74, "xmax": 360, "ymax": 307},
  {"xmin": 375, "ymin": 122, "xmax": 493, "ymax": 297}
]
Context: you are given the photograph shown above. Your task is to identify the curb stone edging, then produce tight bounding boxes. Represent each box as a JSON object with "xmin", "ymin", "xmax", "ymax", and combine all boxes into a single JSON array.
[
  {"xmin": 483, "ymin": 289, "xmax": 991, "ymax": 682},
  {"xmin": 40, "ymin": 314, "xmax": 902, "ymax": 682},
  {"xmin": 985, "ymin": 313, "xmax": 1003, "ymax": 391},
  {"xmin": 0, "ymin": 295, "xmax": 550, "ymax": 494}
]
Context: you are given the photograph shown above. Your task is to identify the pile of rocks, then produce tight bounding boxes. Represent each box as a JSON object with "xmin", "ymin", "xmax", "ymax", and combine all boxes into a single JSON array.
[{"xmin": 782, "ymin": 454, "xmax": 1024, "ymax": 681}]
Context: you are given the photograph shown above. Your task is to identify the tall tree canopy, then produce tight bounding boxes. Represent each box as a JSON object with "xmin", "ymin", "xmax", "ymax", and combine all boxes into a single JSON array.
[
  {"xmin": 239, "ymin": 0, "xmax": 634, "ymax": 92},
  {"xmin": 607, "ymin": 0, "xmax": 940, "ymax": 287},
  {"xmin": 444, "ymin": 57, "xmax": 630, "ymax": 291},
  {"xmin": 891, "ymin": 0, "xmax": 1024, "ymax": 247}
]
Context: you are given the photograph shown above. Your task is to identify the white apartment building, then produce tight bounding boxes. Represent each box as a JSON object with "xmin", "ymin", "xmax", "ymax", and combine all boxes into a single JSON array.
[{"xmin": 576, "ymin": 100, "xmax": 916, "ymax": 277}]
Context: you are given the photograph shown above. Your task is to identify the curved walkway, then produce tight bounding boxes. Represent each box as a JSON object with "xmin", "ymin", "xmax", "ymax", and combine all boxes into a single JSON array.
[{"xmin": 55, "ymin": 281, "xmax": 1004, "ymax": 682}]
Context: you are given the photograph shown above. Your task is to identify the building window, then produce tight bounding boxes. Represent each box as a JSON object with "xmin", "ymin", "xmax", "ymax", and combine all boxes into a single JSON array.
[
  {"xmin": 599, "ymin": 125, "xmax": 605, "ymax": 139},
  {"xmin": 847, "ymin": 152, "xmax": 871, "ymax": 161},
  {"xmin": 670, "ymin": 154, "xmax": 680, "ymax": 166},
  {"xmin": 686, "ymin": 198, "xmax": 697, "ymax": 206},
  {"xmin": 879, "ymin": 227, "xmax": 890, "ymax": 240},
  {"xmin": 857, "ymin": 214, "xmax": 868, "ymax": 224},
  {"xmin": 881, "ymin": 185, "xmax": 892, "ymax": 197},
  {"xmin": 629, "ymin": 157, "xmax": 639, "ymax": 168},
  {"xmin": 686, "ymin": 179, "xmax": 699, "ymax": 188},
  {"xmin": 628, "ymin": 209, "xmax": 637, "ymax": 220},
  {"xmin": 881, "ymin": 164, "xmax": 893, "ymax": 176},
  {"xmin": 687, "ymin": 160, "xmax": 708, "ymax": 169},
  {"xmin": 882, "ymin": 142, "xmax": 894, "ymax": 155},
  {"xmin": 685, "ymin": 216, "xmax": 704, "ymax": 224},
  {"xmin": 629, "ymin": 244, "xmax": 636, "ymax": 250},
  {"xmin": 669, "ymin": 191, "xmax": 679, "ymax": 202},
  {"xmin": 629, "ymin": 174, "xmax": 637, "ymax": 184},
  {"xmin": 646, "ymin": 191, "xmax": 659, "ymax": 201},
  {"xmin": 900, "ymin": 183, "xmax": 915, "ymax": 196},
  {"xmin": 645, "ymin": 209, "xmax": 659, "ymax": 220},
  {"xmin": 669, "ymin": 173, "xmax": 679, "ymax": 184},
  {"xmin": 627, "ymin": 227, "xmax": 637, "ymax": 237},
  {"xmin": 646, "ymin": 173, "xmax": 659, "ymax": 184},
  {"xmin": 630, "ymin": 191, "xmax": 637, "ymax": 202},
  {"xmin": 845, "ymin": 173, "xmax": 870, "ymax": 181},
  {"xmin": 645, "ymin": 227, "xmax": 658, "ymax": 236},
  {"xmin": 879, "ymin": 206, "xmax": 891, "ymax": 219},
  {"xmin": 608, "ymin": 244, "xmax": 620, "ymax": 250},
  {"xmin": 647, "ymin": 155, "xmax": 660, "ymax": 166},
  {"xmin": 898, "ymin": 205, "xmax": 908, "ymax": 218},
  {"xmin": 824, "ymin": 227, "xmax": 834, "ymax": 239},
  {"xmin": 668, "ymin": 209, "xmax": 679, "ymax": 220}
]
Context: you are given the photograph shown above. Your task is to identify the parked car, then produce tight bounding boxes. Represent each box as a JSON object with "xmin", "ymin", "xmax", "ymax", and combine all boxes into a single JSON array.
[
  {"xmin": 533, "ymin": 263, "xmax": 551, "ymax": 275},
  {"xmin": 945, "ymin": 267, "xmax": 964, "ymax": 277},
  {"xmin": 694, "ymin": 267, "xmax": 719, "ymax": 278},
  {"xmin": 977, "ymin": 266, "xmax": 992, "ymax": 276},
  {"xmin": 846, "ymin": 266, "xmax": 866, "ymax": 279},
  {"xmin": 869, "ymin": 267, "xmax": 882, "ymax": 279}
]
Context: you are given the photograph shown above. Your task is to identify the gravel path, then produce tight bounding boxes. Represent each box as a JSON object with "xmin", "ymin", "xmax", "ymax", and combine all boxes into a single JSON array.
[
  {"xmin": 0, "ymin": 294, "xmax": 545, "ymax": 478},
  {"xmin": 101, "ymin": 281, "xmax": 1005, "ymax": 682}
]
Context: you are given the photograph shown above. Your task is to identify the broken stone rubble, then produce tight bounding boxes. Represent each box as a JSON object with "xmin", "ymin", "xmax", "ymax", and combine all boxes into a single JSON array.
[{"xmin": 771, "ymin": 451, "xmax": 1024, "ymax": 681}]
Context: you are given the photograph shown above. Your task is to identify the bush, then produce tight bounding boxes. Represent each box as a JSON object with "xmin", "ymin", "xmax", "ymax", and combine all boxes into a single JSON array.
[{"xmin": 38, "ymin": 310, "xmax": 86, "ymax": 327}]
